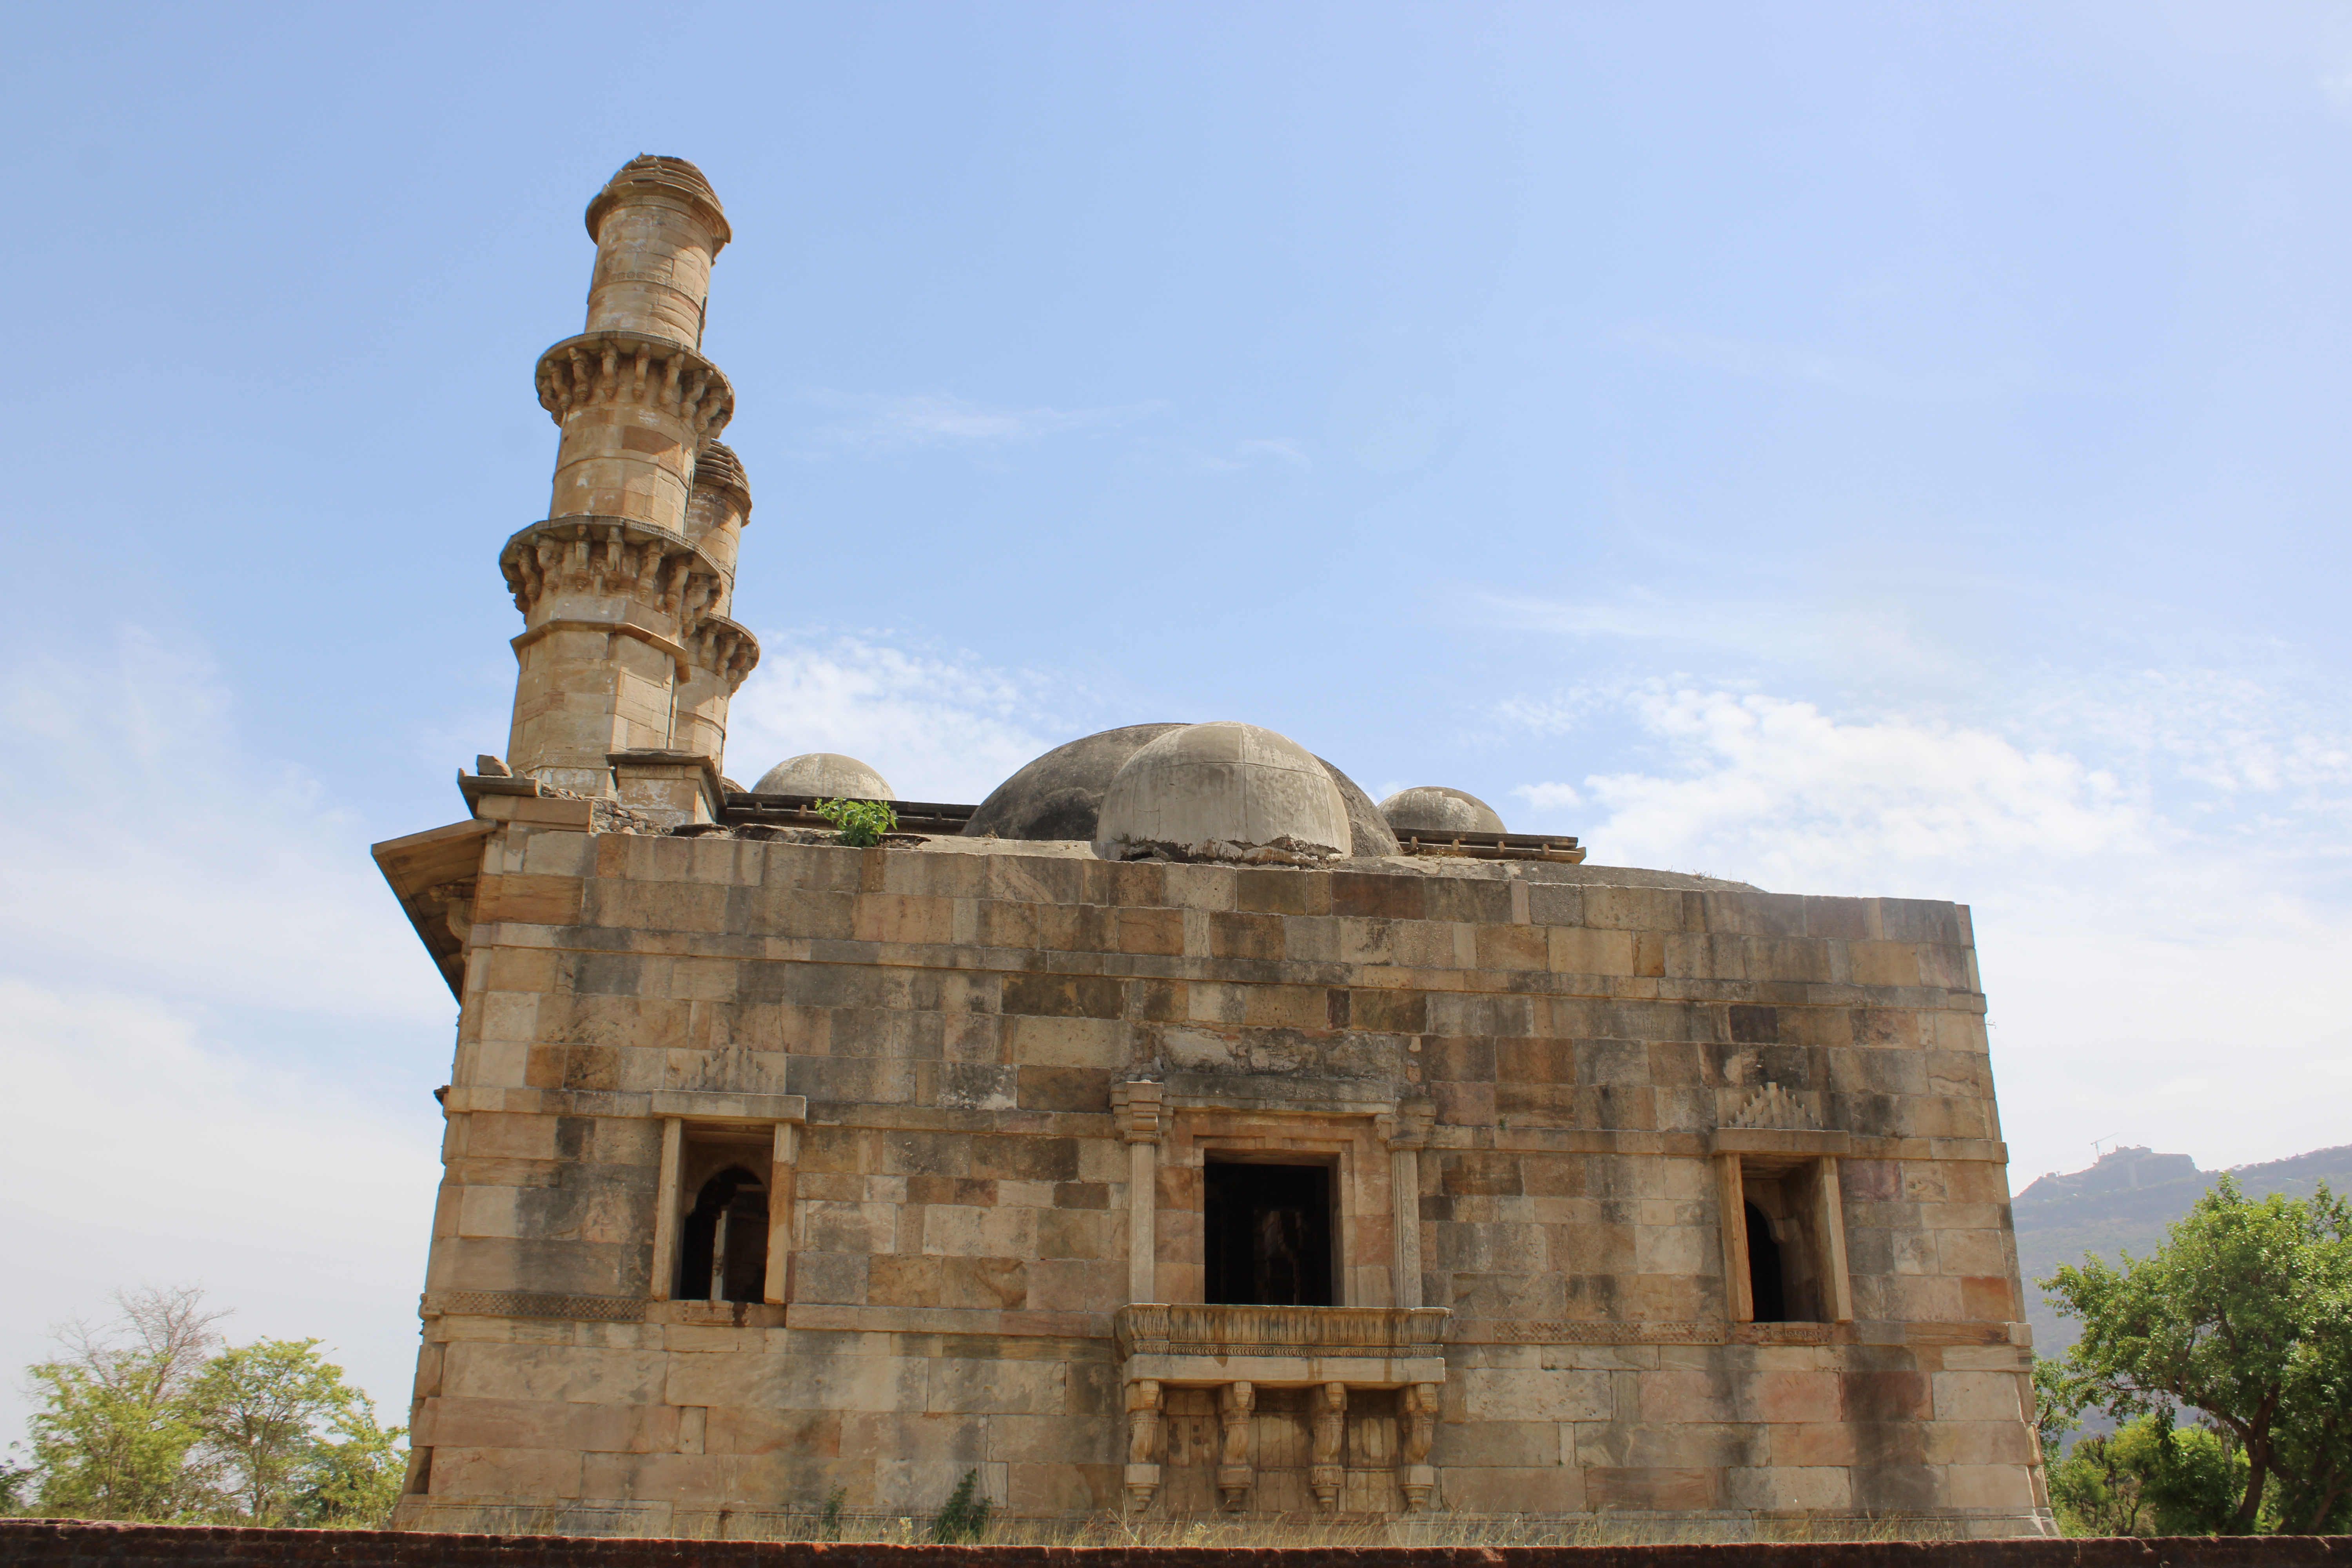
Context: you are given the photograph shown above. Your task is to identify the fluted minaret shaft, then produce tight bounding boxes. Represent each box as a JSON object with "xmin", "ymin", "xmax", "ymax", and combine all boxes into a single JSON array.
[{"xmin": 499, "ymin": 157, "xmax": 758, "ymax": 798}]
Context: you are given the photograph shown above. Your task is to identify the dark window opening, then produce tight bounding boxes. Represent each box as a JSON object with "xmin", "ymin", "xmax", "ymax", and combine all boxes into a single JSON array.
[
  {"xmin": 1745, "ymin": 1201, "xmax": 1788, "ymax": 1322},
  {"xmin": 677, "ymin": 1165, "xmax": 768, "ymax": 1304},
  {"xmin": 1205, "ymin": 1161, "xmax": 1334, "ymax": 1305}
]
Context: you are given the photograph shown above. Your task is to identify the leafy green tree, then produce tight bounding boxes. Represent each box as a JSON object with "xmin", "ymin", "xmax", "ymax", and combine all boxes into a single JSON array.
[
  {"xmin": 19, "ymin": 1288, "xmax": 406, "ymax": 1528},
  {"xmin": 189, "ymin": 1339, "xmax": 402, "ymax": 1527},
  {"xmin": 2047, "ymin": 1413, "xmax": 2245, "ymax": 1536},
  {"xmin": 24, "ymin": 1286, "xmax": 228, "ymax": 1521},
  {"xmin": 2043, "ymin": 1175, "xmax": 2352, "ymax": 1534}
]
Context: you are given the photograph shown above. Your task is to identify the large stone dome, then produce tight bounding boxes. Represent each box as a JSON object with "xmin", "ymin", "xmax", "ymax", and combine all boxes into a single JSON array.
[
  {"xmin": 751, "ymin": 752, "xmax": 895, "ymax": 799},
  {"xmin": 964, "ymin": 724, "xmax": 1187, "ymax": 842},
  {"xmin": 1094, "ymin": 722, "xmax": 1350, "ymax": 863},
  {"xmin": 1379, "ymin": 784, "xmax": 1506, "ymax": 836},
  {"xmin": 964, "ymin": 725, "xmax": 1398, "ymax": 856}
]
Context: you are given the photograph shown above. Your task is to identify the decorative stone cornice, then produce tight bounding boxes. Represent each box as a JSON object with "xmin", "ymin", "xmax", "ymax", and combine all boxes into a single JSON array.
[
  {"xmin": 498, "ymin": 517, "xmax": 725, "ymax": 626},
  {"xmin": 585, "ymin": 155, "xmax": 730, "ymax": 250},
  {"xmin": 534, "ymin": 331, "xmax": 734, "ymax": 439},
  {"xmin": 683, "ymin": 613, "xmax": 760, "ymax": 693}
]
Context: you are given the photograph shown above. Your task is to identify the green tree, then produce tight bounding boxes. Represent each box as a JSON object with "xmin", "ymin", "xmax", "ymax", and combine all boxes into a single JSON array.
[
  {"xmin": 189, "ymin": 1339, "xmax": 402, "ymax": 1527},
  {"xmin": 19, "ymin": 1288, "xmax": 406, "ymax": 1529},
  {"xmin": 2043, "ymin": 1175, "xmax": 2352, "ymax": 1534},
  {"xmin": 24, "ymin": 1286, "xmax": 228, "ymax": 1521},
  {"xmin": 2047, "ymin": 1412, "xmax": 2245, "ymax": 1537}
]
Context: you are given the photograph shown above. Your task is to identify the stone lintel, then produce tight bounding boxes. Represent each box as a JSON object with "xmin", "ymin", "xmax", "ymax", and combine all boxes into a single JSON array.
[
  {"xmin": 646, "ymin": 1089, "xmax": 806, "ymax": 1125},
  {"xmin": 1710, "ymin": 1127, "xmax": 1853, "ymax": 1160}
]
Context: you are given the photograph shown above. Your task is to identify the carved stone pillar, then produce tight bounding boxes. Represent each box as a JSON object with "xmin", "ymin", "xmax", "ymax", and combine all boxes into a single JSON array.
[
  {"xmin": 1381, "ymin": 1099, "xmax": 1432, "ymax": 1309},
  {"xmin": 1112, "ymin": 1081, "xmax": 1165, "ymax": 1304},
  {"xmin": 1124, "ymin": 1378, "xmax": 1163, "ymax": 1513},
  {"xmin": 1309, "ymin": 1381, "xmax": 1347, "ymax": 1511},
  {"xmin": 1401, "ymin": 1381, "xmax": 1440, "ymax": 1512},
  {"xmin": 1216, "ymin": 1381, "xmax": 1254, "ymax": 1512}
]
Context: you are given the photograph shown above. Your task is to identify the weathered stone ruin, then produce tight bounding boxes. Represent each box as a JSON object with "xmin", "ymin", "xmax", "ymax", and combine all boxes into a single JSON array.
[{"xmin": 372, "ymin": 156, "xmax": 2054, "ymax": 1538}]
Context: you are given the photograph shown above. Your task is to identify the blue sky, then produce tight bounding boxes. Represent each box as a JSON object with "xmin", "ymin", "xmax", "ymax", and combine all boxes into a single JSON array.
[{"xmin": 4, "ymin": 2, "xmax": 2350, "ymax": 1434}]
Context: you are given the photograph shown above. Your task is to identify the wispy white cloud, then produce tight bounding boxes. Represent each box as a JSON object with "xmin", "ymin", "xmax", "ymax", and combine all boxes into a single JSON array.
[
  {"xmin": 727, "ymin": 634, "xmax": 1083, "ymax": 803},
  {"xmin": 0, "ymin": 630, "xmax": 452, "ymax": 1448},
  {"xmin": 0, "ymin": 631, "xmax": 451, "ymax": 1023},
  {"xmin": 1497, "ymin": 678, "xmax": 2352, "ymax": 1185},
  {"xmin": 790, "ymin": 389, "xmax": 1163, "ymax": 456},
  {"xmin": 0, "ymin": 978, "xmax": 440, "ymax": 1452},
  {"xmin": 1512, "ymin": 780, "xmax": 1583, "ymax": 812}
]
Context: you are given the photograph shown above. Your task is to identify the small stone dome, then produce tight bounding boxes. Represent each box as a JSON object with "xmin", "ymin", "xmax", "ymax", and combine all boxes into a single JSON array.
[
  {"xmin": 1094, "ymin": 723, "xmax": 1350, "ymax": 863},
  {"xmin": 1379, "ymin": 785, "xmax": 1506, "ymax": 836},
  {"xmin": 752, "ymin": 752, "xmax": 895, "ymax": 799}
]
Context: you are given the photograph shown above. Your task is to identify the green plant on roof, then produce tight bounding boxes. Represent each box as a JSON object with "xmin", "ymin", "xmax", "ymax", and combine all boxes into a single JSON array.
[{"xmin": 814, "ymin": 797, "xmax": 897, "ymax": 848}]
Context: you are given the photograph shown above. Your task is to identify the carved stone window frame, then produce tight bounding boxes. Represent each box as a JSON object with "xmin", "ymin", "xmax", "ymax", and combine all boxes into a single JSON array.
[
  {"xmin": 1709, "ymin": 1126, "xmax": 1854, "ymax": 1324},
  {"xmin": 1120, "ymin": 1076, "xmax": 1428, "ymax": 1310},
  {"xmin": 647, "ymin": 1091, "xmax": 806, "ymax": 1307}
]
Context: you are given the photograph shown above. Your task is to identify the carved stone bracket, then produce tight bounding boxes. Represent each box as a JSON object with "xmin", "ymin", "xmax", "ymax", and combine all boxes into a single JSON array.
[
  {"xmin": 1401, "ymin": 1383, "xmax": 1439, "ymax": 1512},
  {"xmin": 535, "ymin": 331, "xmax": 734, "ymax": 440},
  {"xmin": 1216, "ymin": 1381, "xmax": 1254, "ymax": 1512},
  {"xmin": 1308, "ymin": 1382, "xmax": 1347, "ymax": 1511},
  {"xmin": 683, "ymin": 613, "xmax": 760, "ymax": 692},
  {"xmin": 1124, "ymin": 1377, "xmax": 1163, "ymax": 1512}
]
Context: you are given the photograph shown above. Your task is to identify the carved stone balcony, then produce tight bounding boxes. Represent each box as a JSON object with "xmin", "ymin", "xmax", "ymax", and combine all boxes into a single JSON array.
[{"xmin": 1113, "ymin": 1303, "xmax": 1448, "ymax": 1388}]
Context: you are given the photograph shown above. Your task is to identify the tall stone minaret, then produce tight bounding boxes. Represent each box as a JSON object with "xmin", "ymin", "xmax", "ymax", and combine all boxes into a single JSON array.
[{"xmin": 498, "ymin": 156, "xmax": 759, "ymax": 807}]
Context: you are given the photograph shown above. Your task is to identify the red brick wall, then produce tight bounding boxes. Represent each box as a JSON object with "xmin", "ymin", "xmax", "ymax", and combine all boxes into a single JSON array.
[{"xmin": 4, "ymin": 1522, "xmax": 2347, "ymax": 1568}]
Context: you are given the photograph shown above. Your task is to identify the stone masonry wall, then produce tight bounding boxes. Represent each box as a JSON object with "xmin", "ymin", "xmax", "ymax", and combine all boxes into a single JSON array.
[{"xmin": 401, "ymin": 794, "xmax": 2040, "ymax": 1532}]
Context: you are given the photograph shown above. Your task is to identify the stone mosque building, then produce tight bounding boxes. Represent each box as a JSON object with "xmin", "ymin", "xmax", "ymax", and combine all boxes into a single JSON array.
[{"xmin": 373, "ymin": 157, "xmax": 2054, "ymax": 1537}]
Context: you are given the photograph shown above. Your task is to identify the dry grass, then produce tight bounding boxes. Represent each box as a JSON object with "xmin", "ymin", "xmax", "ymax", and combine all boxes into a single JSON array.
[{"xmin": 551, "ymin": 1508, "xmax": 1998, "ymax": 1548}]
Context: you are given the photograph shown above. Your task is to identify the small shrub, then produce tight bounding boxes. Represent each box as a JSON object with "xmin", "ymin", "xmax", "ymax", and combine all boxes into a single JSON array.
[
  {"xmin": 928, "ymin": 1469, "xmax": 991, "ymax": 1543},
  {"xmin": 815, "ymin": 797, "xmax": 897, "ymax": 848},
  {"xmin": 817, "ymin": 1486, "xmax": 846, "ymax": 1541}
]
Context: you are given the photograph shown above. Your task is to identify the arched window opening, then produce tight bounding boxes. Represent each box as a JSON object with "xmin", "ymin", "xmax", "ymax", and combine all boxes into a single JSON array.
[
  {"xmin": 677, "ymin": 1165, "xmax": 768, "ymax": 1304},
  {"xmin": 1744, "ymin": 1201, "xmax": 1788, "ymax": 1322}
]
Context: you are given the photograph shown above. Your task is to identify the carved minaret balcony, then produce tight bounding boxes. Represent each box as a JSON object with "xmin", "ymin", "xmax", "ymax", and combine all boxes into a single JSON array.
[{"xmin": 501, "ymin": 156, "xmax": 744, "ymax": 798}]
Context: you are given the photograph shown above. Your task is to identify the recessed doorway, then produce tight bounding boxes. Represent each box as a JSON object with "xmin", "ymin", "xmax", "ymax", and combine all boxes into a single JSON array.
[{"xmin": 1204, "ymin": 1160, "xmax": 1335, "ymax": 1306}]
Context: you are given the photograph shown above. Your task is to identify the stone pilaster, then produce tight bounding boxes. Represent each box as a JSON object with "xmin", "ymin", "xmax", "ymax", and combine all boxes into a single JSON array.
[
  {"xmin": 1111, "ymin": 1081, "xmax": 1164, "ymax": 1305},
  {"xmin": 1381, "ymin": 1098, "xmax": 1432, "ymax": 1309}
]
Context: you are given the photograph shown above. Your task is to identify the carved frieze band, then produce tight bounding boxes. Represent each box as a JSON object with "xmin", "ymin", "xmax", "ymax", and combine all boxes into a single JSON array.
[
  {"xmin": 421, "ymin": 1290, "xmax": 645, "ymax": 1323},
  {"xmin": 1454, "ymin": 1319, "xmax": 1837, "ymax": 1345},
  {"xmin": 499, "ymin": 517, "xmax": 725, "ymax": 626},
  {"xmin": 535, "ymin": 331, "xmax": 734, "ymax": 439}
]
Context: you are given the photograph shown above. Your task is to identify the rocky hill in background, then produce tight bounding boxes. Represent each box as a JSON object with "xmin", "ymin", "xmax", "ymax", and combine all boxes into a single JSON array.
[{"xmin": 2013, "ymin": 1140, "xmax": 2352, "ymax": 1360}]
